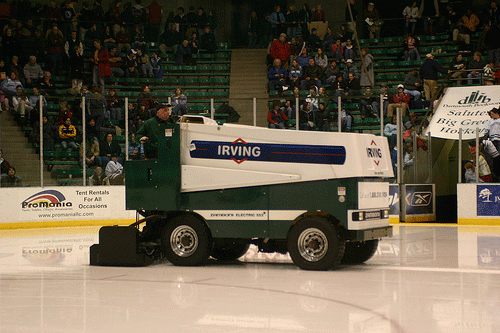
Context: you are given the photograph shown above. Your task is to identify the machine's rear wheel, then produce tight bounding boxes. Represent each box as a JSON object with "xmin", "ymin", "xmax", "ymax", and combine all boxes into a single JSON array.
[
  {"xmin": 287, "ymin": 216, "xmax": 345, "ymax": 271},
  {"xmin": 161, "ymin": 214, "xmax": 211, "ymax": 266},
  {"xmin": 211, "ymin": 239, "xmax": 250, "ymax": 261},
  {"xmin": 341, "ymin": 239, "xmax": 379, "ymax": 264}
]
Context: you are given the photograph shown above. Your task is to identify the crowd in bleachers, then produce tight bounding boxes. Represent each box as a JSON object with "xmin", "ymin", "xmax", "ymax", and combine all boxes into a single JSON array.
[{"xmin": 0, "ymin": 0, "xmax": 228, "ymax": 185}]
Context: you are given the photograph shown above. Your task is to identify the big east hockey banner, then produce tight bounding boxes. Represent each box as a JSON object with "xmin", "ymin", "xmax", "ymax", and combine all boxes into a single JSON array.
[{"xmin": 427, "ymin": 86, "xmax": 500, "ymax": 140}]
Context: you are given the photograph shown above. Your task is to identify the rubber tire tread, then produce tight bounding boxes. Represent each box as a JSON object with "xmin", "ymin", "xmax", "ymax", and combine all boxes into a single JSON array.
[
  {"xmin": 287, "ymin": 216, "xmax": 345, "ymax": 271},
  {"xmin": 161, "ymin": 214, "xmax": 211, "ymax": 266},
  {"xmin": 341, "ymin": 239, "xmax": 379, "ymax": 264}
]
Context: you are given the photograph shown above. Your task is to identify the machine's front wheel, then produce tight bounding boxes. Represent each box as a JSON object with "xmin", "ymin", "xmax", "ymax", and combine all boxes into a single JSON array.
[
  {"xmin": 341, "ymin": 239, "xmax": 379, "ymax": 264},
  {"xmin": 287, "ymin": 217, "xmax": 345, "ymax": 271},
  {"xmin": 161, "ymin": 214, "xmax": 211, "ymax": 266}
]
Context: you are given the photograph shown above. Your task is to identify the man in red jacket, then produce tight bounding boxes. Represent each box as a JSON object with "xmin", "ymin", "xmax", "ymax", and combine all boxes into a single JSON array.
[
  {"xmin": 91, "ymin": 40, "xmax": 111, "ymax": 91},
  {"xmin": 387, "ymin": 84, "xmax": 410, "ymax": 117},
  {"xmin": 270, "ymin": 33, "xmax": 291, "ymax": 69}
]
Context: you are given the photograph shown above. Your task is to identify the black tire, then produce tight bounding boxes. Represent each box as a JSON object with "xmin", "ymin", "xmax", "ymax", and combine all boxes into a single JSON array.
[
  {"xmin": 211, "ymin": 239, "xmax": 250, "ymax": 261},
  {"xmin": 287, "ymin": 216, "xmax": 345, "ymax": 271},
  {"xmin": 341, "ymin": 239, "xmax": 379, "ymax": 264},
  {"xmin": 161, "ymin": 214, "xmax": 211, "ymax": 266}
]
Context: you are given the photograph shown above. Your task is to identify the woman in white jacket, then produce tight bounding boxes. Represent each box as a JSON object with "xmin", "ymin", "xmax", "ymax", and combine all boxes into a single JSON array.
[{"xmin": 403, "ymin": 1, "xmax": 419, "ymax": 35}]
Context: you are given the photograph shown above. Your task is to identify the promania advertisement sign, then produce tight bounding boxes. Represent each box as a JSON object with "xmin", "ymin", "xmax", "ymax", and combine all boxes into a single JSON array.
[
  {"xmin": 427, "ymin": 86, "xmax": 500, "ymax": 140},
  {"xmin": 0, "ymin": 186, "xmax": 135, "ymax": 227}
]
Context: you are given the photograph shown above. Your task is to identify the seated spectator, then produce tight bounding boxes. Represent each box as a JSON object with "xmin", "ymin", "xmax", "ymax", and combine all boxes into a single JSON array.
[
  {"xmin": 270, "ymin": 33, "xmax": 292, "ymax": 69},
  {"xmin": 467, "ymin": 51, "xmax": 487, "ymax": 85},
  {"xmin": 404, "ymin": 34, "xmax": 420, "ymax": 61},
  {"xmin": 124, "ymin": 50, "xmax": 139, "ymax": 78},
  {"xmin": 86, "ymin": 117, "xmax": 100, "ymax": 143},
  {"xmin": 105, "ymin": 153, "xmax": 125, "ymax": 185},
  {"xmin": 176, "ymin": 40, "xmax": 194, "ymax": 65},
  {"xmin": 289, "ymin": 37, "xmax": 303, "ymax": 63},
  {"xmin": 464, "ymin": 161, "xmax": 480, "ymax": 183},
  {"xmin": 58, "ymin": 117, "xmax": 78, "ymax": 151},
  {"xmin": 388, "ymin": 84, "xmax": 410, "ymax": 117},
  {"xmin": 171, "ymin": 87, "xmax": 188, "ymax": 116},
  {"xmin": 471, "ymin": 146, "xmax": 493, "ymax": 182},
  {"xmin": 102, "ymin": 26, "xmax": 116, "ymax": 51},
  {"xmin": 306, "ymin": 85, "xmax": 319, "ymax": 111},
  {"xmin": 318, "ymin": 86, "xmax": 330, "ymax": 105},
  {"xmin": 403, "ymin": 68, "xmax": 423, "ymax": 101},
  {"xmin": 314, "ymin": 48, "xmax": 328, "ymax": 69},
  {"xmin": 331, "ymin": 39, "xmax": 344, "ymax": 63},
  {"xmin": 136, "ymin": 49, "xmax": 153, "ymax": 78},
  {"xmin": 99, "ymin": 133, "xmax": 122, "ymax": 167},
  {"xmin": 1, "ymin": 72, "xmax": 22, "ymax": 98},
  {"xmin": 483, "ymin": 60, "xmax": 496, "ymax": 85},
  {"xmin": 299, "ymin": 101, "xmax": 315, "ymax": 130},
  {"xmin": 308, "ymin": 28, "xmax": 322, "ymax": 52},
  {"xmin": 452, "ymin": 19, "xmax": 472, "ymax": 46},
  {"xmin": 360, "ymin": 87, "xmax": 378, "ymax": 118},
  {"xmin": 55, "ymin": 101, "xmax": 73, "ymax": 125},
  {"xmin": 40, "ymin": 71, "xmax": 55, "ymax": 97},
  {"xmin": 267, "ymin": 58, "xmax": 288, "ymax": 92},
  {"xmin": 345, "ymin": 72, "xmax": 361, "ymax": 98},
  {"xmin": 109, "ymin": 46, "xmax": 125, "ymax": 78},
  {"xmin": 116, "ymin": 25, "xmax": 132, "ymax": 54},
  {"xmin": 137, "ymin": 85, "xmax": 157, "ymax": 113},
  {"xmin": 84, "ymin": 24, "xmax": 102, "ymax": 49},
  {"xmin": 338, "ymin": 24, "xmax": 353, "ymax": 44},
  {"xmin": 200, "ymin": 25, "xmax": 217, "ymax": 53},
  {"xmin": 188, "ymin": 32, "xmax": 199, "ymax": 55},
  {"xmin": 340, "ymin": 109, "xmax": 353, "ymax": 132},
  {"xmin": 13, "ymin": 86, "xmax": 33, "ymax": 120},
  {"xmin": 405, "ymin": 112, "xmax": 426, "ymax": 135},
  {"xmin": 128, "ymin": 133, "xmax": 144, "ymax": 160},
  {"xmin": 1, "ymin": 167, "xmax": 22, "ymax": 187},
  {"xmin": 379, "ymin": 85, "xmax": 391, "ymax": 116},
  {"xmin": 300, "ymin": 58, "xmax": 322, "ymax": 90},
  {"xmin": 332, "ymin": 75, "xmax": 348, "ymax": 97},
  {"xmin": 324, "ymin": 60, "xmax": 340, "ymax": 84},
  {"xmin": 23, "ymin": 56, "xmax": 44, "ymax": 87},
  {"xmin": 80, "ymin": 139, "xmax": 101, "ymax": 168},
  {"xmin": 316, "ymin": 102, "xmax": 332, "ymax": 131},
  {"xmin": 32, "ymin": 115, "xmax": 55, "ymax": 151},
  {"xmin": 133, "ymin": 25, "xmax": 148, "ymax": 53},
  {"xmin": 90, "ymin": 166, "xmax": 107, "ymax": 185},
  {"xmin": 159, "ymin": 23, "xmax": 181, "ymax": 57},
  {"xmin": 106, "ymin": 89, "xmax": 123, "ymax": 121},
  {"xmin": 384, "ymin": 115, "xmax": 398, "ymax": 150},
  {"xmin": 343, "ymin": 59, "xmax": 358, "ymax": 80},
  {"xmin": 268, "ymin": 100, "xmax": 289, "ymax": 129},
  {"xmin": 450, "ymin": 53, "xmax": 467, "ymax": 85},
  {"xmin": 296, "ymin": 48, "xmax": 311, "ymax": 68},
  {"xmin": 289, "ymin": 59, "xmax": 303, "ymax": 89},
  {"xmin": 151, "ymin": 52, "xmax": 163, "ymax": 78},
  {"xmin": 343, "ymin": 39, "xmax": 356, "ymax": 63},
  {"xmin": 0, "ymin": 149, "xmax": 11, "ymax": 176},
  {"xmin": 88, "ymin": 87, "xmax": 107, "ymax": 134},
  {"xmin": 322, "ymin": 27, "xmax": 337, "ymax": 52},
  {"xmin": 456, "ymin": 8, "xmax": 480, "ymax": 42},
  {"xmin": 135, "ymin": 102, "xmax": 151, "ymax": 130}
]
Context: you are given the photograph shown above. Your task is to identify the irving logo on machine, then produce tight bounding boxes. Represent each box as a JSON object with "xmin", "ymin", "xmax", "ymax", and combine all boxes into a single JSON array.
[
  {"xmin": 366, "ymin": 140, "xmax": 382, "ymax": 166},
  {"xmin": 190, "ymin": 139, "xmax": 346, "ymax": 165},
  {"xmin": 21, "ymin": 190, "xmax": 72, "ymax": 210}
]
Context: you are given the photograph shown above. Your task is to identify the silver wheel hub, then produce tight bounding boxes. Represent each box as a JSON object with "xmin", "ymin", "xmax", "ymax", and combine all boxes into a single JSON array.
[
  {"xmin": 298, "ymin": 228, "xmax": 328, "ymax": 262},
  {"xmin": 170, "ymin": 225, "xmax": 198, "ymax": 257}
]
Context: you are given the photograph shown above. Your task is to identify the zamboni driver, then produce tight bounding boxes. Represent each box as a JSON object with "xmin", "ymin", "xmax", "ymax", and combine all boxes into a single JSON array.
[{"xmin": 136, "ymin": 103, "xmax": 175, "ymax": 159}]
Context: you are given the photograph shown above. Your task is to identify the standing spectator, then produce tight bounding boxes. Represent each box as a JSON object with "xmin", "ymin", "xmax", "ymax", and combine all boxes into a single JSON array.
[
  {"xmin": 300, "ymin": 58, "xmax": 322, "ymax": 90},
  {"xmin": 364, "ymin": 2, "xmax": 382, "ymax": 39},
  {"xmin": 360, "ymin": 48, "xmax": 374, "ymax": 88},
  {"xmin": 188, "ymin": 32, "xmax": 199, "ymax": 55},
  {"xmin": 450, "ymin": 53, "xmax": 467, "ymax": 85},
  {"xmin": 116, "ymin": 25, "xmax": 132, "ymax": 54},
  {"xmin": 345, "ymin": 0, "xmax": 358, "ymax": 34},
  {"xmin": 268, "ymin": 100, "xmax": 288, "ymax": 129},
  {"xmin": 61, "ymin": 1, "xmax": 77, "ymax": 39},
  {"xmin": 1, "ymin": 167, "xmax": 22, "ymax": 187},
  {"xmin": 159, "ymin": 23, "xmax": 181, "ymax": 56},
  {"xmin": 483, "ymin": 24, "xmax": 500, "ymax": 68},
  {"xmin": 248, "ymin": 11, "xmax": 259, "ymax": 49},
  {"xmin": 298, "ymin": 3, "xmax": 311, "ymax": 41},
  {"xmin": 171, "ymin": 87, "xmax": 188, "ymax": 116},
  {"xmin": 387, "ymin": 84, "xmax": 410, "ymax": 116},
  {"xmin": 64, "ymin": 30, "xmax": 83, "ymax": 63},
  {"xmin": 174, "ymin": 7, "xmax": 187, "ymax": 36},
  {"xmin": 285, "ymin": 5, "xmax": 299, "ymax": 39},
  {"xmin": 403, "ymin": 68, "xmax": 423, "ymax": 101},
  {"xmin": 311, "ymin": 5, "xmax": 326, "ymax": 22},
  {"xmin": 207, "ymin": 10, "xmax": 217, "ymax": 36},
  {"xmin": 419, "ymin": 53, "xmax": 450, "ymax": 102},
  {"xmin": 79, "ymin": 2, "xmax": 94, "ymax": 41},
  {"xmin": 196, "ymin": 8, "xmax": 209, "ymax": 37},
  {"xmin": 270, "ymin": 5, "xmax": 286, "ymax": 38},
  {"xmin": 58, "ymin": 117, "xmax": 78, "ymax": 151},
  {"xmin": 485, "ymin": 108, "xmax": 500, "ymax": 153},
  {"xmin": 69, "ymin": 45, "xmax": 84, "ymax": 94},
  {"xmin": 270, "ymin": 33, "xmax": 291, "ymax": 69},
  {"xmin": 200, "ymin": 25, "xmax": 217, "ymax": 53},
  {"xmin": 403, "ymin": 1, "xmax": 419, "ymax": 35},
  {"xmin": 91, "ymin": 40, "xmax": 111, "ymax": 91},
  {"xmin": 467, "ymin": 51, "xmax": 487, "ymax": 85},
  {"xmin": 46, "ymin": 24, "xmax": 65, "ymax": 76},
  {"xmin": 107, "ymin": 0, "xmax": 123, "ymax": 36},
  {"xmin": 147, "ymin": 0, "xmax": 162, "ymax": 41},
  {"xmin": 84, "ymin": 23, "xmax": 101, "ymax": 49},
  {"xmin": 267, "ymin": 58, "xmax": 288, "ymax": 92}
]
